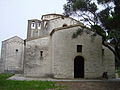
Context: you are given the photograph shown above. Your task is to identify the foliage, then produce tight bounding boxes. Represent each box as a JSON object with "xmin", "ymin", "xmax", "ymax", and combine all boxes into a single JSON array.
[
  {"xmin": 64, "ymin": 0, "xmax": 120, "ymax": 64},
  {"xmin": 0, "ymin": 74, "xmax": 64, "ymax": 90},
  {"xmin": 72, "ymin": 28, "xmax": 83, "ymax": 38}
]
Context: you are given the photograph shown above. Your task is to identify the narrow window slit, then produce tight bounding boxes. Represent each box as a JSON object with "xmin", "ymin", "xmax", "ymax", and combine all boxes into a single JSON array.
[{"xmin": 40, "ymin": 51, "xmax": 43, "ymax": 60}]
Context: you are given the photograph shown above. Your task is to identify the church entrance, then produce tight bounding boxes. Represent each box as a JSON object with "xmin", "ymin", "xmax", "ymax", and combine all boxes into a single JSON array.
[{"xmin": 74, "ymin": 56, "xmax": 84, "ymax": 78}]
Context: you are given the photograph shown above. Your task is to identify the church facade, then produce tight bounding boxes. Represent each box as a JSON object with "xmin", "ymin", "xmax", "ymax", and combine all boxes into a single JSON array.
[{"xmin": 0, "ymin": 14, "xmax": 115, "ymax": 79}]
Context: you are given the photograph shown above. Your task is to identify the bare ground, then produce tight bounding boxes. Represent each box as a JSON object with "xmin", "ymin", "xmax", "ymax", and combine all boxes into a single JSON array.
[{"xmin": 55, "ymin": 81, "xmax": 120, "ymax": 90}]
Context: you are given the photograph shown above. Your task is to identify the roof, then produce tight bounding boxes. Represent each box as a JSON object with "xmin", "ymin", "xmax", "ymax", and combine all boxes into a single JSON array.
[
  {"xmin": 28, "ymin": 19, "xmax": 41, "ymax": 21},
  {"xmin": 50, "ymin": 24, "xmax": 99, "ymax": 36},
  {"xmin": 28, "ymin": 14, "xmax": 82, "ymax": 25},
  {"xmin": 50, "ymin": 24, "xmax": 84, "ymax": 36},
  {"xmin": 2, "ymin": 36, "xmax": 24, "ymax": 42}
]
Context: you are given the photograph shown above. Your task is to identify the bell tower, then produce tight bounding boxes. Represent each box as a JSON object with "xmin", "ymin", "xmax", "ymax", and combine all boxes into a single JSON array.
[{"xmin": 27, "ymin": 19, "xmax": 41, "ymax": 39}]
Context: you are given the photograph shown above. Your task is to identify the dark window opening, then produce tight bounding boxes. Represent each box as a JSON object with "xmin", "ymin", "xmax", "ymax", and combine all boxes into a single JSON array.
[
  {"xmin": 40, "ymin": 51, "xmax": 43, "ymax": 57},
  {"xmin": 32, "ymin": 23, "xmax": 35, "ymax": 27},
  {"xmin": 102, "ymin": 49, "xmax": 104, "ymax": 56},
  {"xmin": 62, "ymin": 24, "xmax": 68, "ymax": 27},
  {"xmin": 24, "ymin": 40, "xmax": 26, "ymax": 46},
  {"xmin": 16, "ymin": 49, "xmax": 18, "ymax": 52},
  {"xmin": 77, "ymin": 45, "xmax": 82, "ymax": 52}
]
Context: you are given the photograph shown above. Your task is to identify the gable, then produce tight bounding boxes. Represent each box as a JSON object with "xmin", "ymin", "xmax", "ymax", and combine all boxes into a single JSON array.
[{"xmin": 3, "ymin": 36, "xmax": 24, "ymax": 43}]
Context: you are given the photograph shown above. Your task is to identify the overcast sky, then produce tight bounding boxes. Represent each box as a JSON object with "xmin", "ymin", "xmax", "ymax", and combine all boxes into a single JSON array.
[{"xmin": 0, "ymin": 0, "xmax": 66, "ymax": 54}]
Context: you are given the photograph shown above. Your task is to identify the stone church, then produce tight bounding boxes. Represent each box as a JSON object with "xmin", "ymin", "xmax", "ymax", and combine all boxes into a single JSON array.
[{"xmin": 0, "ymin": 14, "xmax": 115, "ymax": 79}]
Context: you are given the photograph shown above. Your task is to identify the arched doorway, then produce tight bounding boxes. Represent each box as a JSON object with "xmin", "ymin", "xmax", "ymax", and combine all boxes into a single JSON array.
[{"xmin": 74, "ymin": 56, "xmax": 84, "ymax": 78}]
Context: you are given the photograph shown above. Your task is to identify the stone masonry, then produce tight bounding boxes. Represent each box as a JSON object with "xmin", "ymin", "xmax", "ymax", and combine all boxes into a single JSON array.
[{"xmin": 0, "ymin": 14, "xmax": 115, "ymax": 79}]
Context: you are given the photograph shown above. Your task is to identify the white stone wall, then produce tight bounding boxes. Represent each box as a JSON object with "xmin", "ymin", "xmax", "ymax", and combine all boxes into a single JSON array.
[
  {"xmin": 42, "ymin": 14, "xmax": 62, "ymax": 20},
  {"xmin": 1, "ymin": 36, "xmax": 24, "ymax": 73},
  {"xmin": 0, "ymin": 41, "xmax": 6, "ymax": 73},
  {"xmin": 102, "ymin": 46, "xmax": 115, "ymax": 78},
  {"xmin": 47, "ymin": 17, "xmax": 81, "ymax": 33},
  {"xmin": 51, "ymin": 26, "xmax": 104, "ymax": 78},
  {"xmin": 24, "ymin": 36, "xmax": 53, "ymax": 77}
]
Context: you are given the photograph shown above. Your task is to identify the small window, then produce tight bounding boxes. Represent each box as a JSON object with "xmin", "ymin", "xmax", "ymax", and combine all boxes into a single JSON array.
[
  {"xmin": 40, "ymin": 51, "xmax": 43, "ymax": 57},
  {"xmin": 16, "ymin": 49, "xmax": 18, "ymax": 52},
  {"xmin": 62, "ymin": 24, "xmax": 67, "ymax": 27},
  {"xmin": 77, "ymin": 45, "xmax": 82, "ymax": 52},
  {"xmin": 102, "ymin": 49, "xmax": 104, "ymax": 56},
  {"xmin": 40, "ymin": 51, "xmax": 43, "ymax": 60}
]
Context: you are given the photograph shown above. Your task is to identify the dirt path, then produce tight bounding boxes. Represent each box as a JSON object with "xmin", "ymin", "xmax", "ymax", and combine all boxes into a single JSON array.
[{"xmin": 55, "ymin": 81, "xmax": 120, "ymax": 90}]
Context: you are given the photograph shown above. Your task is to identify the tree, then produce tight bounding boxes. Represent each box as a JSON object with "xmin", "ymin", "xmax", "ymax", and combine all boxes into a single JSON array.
[{"xmin": 64, "ymin": 0, "xmax": 120, "ymax": 65}]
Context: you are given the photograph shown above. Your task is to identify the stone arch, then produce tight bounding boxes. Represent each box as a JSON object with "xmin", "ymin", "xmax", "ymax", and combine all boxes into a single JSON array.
[{"xmin": 74, "ymin": 56, "xmax": 84, "ymax": 78}]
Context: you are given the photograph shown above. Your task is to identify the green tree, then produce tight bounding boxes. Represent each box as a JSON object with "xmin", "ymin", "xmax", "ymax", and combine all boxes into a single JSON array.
[{"xmin": 64, "ymin": 0, "xmax": 120, "ymax": 65}]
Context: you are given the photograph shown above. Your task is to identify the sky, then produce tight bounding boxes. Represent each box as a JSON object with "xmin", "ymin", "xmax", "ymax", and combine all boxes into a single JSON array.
[{"xmin": 0, "ymin": 0, "xmax": 66, "ymax": 54}]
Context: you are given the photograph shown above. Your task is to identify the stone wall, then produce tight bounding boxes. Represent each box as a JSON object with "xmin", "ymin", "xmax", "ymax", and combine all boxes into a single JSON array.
[
  {"xmin": 24, "ymin": 36, "xmax": 53, "ymax": 77},
  {"xmin": 1, "ymin": 36, "xmax": 24, "ymax": 73},
  {"xmin": 27, "ymin": 15, "xmax": 81, "ymax": 40},
  {"xmin": 47, "ymin": 17, "xmax": 81, "ymax": 33},
  {"xmin": 0, "ymin": 58, "xmax": 3, "ymax": 73},
  {"xmin": 41, "ymin": 14, "xmax": 62, "ymax": 20},
  {"xmin": 0, "ymin": 41, "xmax": 6, "ymax": 73},
  {"xmin": 51, "ymin": 26, "xmax": 104, "ymax": 78},
  {"xmin": 102, "ymin": 46, "xmax": 115, "ymax": 78},
  {"xmin": 0, "ymin": 14, "xmax": 115, "ymax": 79}
]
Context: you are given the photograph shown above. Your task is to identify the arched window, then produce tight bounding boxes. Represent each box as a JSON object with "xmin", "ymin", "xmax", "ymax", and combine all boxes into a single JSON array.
[
  {"xmin": 31, "ymin": 21, "xmax": 36, "ymax": 29},
  {"xmin": 62, "ymin": 24, "xmax": 68, "ymax": 27}
]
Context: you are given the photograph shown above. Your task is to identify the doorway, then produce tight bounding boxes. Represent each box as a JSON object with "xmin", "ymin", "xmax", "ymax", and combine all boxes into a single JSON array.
[{"xmin": 74, "ymin": 56, "xmax": 84, "ymax": 78}]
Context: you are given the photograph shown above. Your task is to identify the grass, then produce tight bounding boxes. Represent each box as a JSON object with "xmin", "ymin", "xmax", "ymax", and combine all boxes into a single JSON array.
[{"xmin": 0, "ymin": 73, "xmax": 64, "ymax": 90}]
